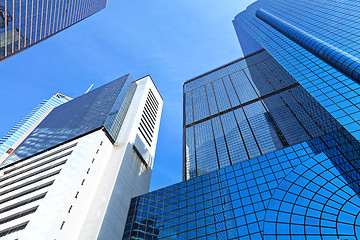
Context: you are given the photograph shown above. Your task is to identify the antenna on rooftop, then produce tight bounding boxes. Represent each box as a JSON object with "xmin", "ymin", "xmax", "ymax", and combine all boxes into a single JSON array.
[{"xmin": 85, "ymin": 84, "xmax": 94, "ymax": 94}]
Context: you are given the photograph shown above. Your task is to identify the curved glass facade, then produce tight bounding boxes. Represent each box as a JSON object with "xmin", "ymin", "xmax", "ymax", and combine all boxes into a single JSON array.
[
  {"xmin": 124, "ymin": 128, "xmax": 360, "ymax": 240},
  {"xmin": 124, "ymin": 51, "xmax": 360, "ymax": 240},
  {"xmin": 233, "ymin": 0, "xmax": 360, "ymax": 144},
  {"xmin": 255, "ymin": 8, "xmax": 360, "ymax": 83},
  {"xmin": 123, "ymin": 0, "xmax": 360, "ymax": 239}
]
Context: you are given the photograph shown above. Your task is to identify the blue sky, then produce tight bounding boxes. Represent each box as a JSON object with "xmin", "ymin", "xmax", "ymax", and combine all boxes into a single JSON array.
[{"xmin": 0, "ymin": 0, "xmax": 255, "ymax": 191}]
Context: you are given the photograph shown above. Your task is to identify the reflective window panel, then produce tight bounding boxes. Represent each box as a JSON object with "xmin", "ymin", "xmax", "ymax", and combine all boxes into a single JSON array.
[
  {"xmin": 123, "ymin": 128, "xmax": 360, "ymax": 240},
  {"xmin": 3, "ymin": 74, "xmax": 134, "ymax": 165},
  {"xmin": 0, "ymin": 0, "xmax": 107, "ymax": 61},
  {"xmin": 183, "ymin": 50, "xmax": 342, "ymax": 180},
  {"xmin": 234, "ymin": 0, "xmax": 360, "ymax": 147}
]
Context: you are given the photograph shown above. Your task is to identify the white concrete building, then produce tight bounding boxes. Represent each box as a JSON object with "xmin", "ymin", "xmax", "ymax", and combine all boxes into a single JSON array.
[{"xmin": 0, "ymin": 75, "xmax": 163, "ymax": 239}]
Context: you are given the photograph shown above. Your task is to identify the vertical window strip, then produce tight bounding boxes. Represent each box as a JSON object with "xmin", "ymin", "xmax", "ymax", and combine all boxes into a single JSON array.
[
  {"xmin": 29, "ymin": 0, "xmax": 34, "ymax": 44},
  {"xmin": 60, "ymin": 0, "xmax": 67, "ymax": 30},
  {"xmin": 65, "ymin": 0, "xmax": 72, "ymax": 26},
  {"xmin": 82, "ymin": 0, "xmax": 87, "ymax": 20},
  {"xmin": 220, "ymin": 78, "xmax": 250, "ymax": 161},
  {"xmin": 191, "ymin": 91, "xmax": 197, "ymax": 178},
  {"xmin": 204, "ymin": 87, "xmax": 221, "ymax": 170},
  {"xmin": 64, "ymin": 0, "xmax": 70, "ymax": 27},
  {"xmin": 210, "ymin": 83, "xmax": 232, "ymax": 167},
  {"xmin": 58, "ymin": 0, "xmax": 65, "ymax": 30},
  {"xmin": 4, "ymin": 0, "xmax": 8, "ymax": 56},
  {"xmin": 18, "ymin": 0, "xmax": 22, "ymax": 50},
  {"xmin": 243, "ymin": 64, "xmax": 290, "ymax": 148},
  {"xmin": 72, "ymin": 0, "xmax": 79, "ymax": 24},
  {"xmin": 78, "ymin": 0, "xmax": 86, "ymax": 24},
  {"xmin": 47, "ymin": 0, "xmax": 54, "ymax": 36},
  {"xmin": 35, "ymin": 0, "xmax": 40, "ymax": 42},
  {"xmin": 55, "ymin": 0, "xmax": 62, "ymax": 33},
  {"xmin": 256, "ymin": 61, "xmax": 313, "ymax": 142},
  {"xmin": 43, "ymin": 0, "xmax": 49, "ymax": 38},
  {"xmin": 228, "ymin": 74, "xmax": 263, "ymax": 157},
  {"xmin": 11, "ymin": 0, "xmax": 15, "ymax": 54},
  {"xmin": 64, "ymin": 0, "xmax": 71, "ymax": 28},
  {"xmin": 51, "ymin": 0, "xmax": 58, "ymax": 34},
  {"xmin": 38, "ymin": 0, "xmax": 45, "ymax": 40},
  {"xmin": 70, "ymin": 0, "xmax": 78, "ymax": 25}
]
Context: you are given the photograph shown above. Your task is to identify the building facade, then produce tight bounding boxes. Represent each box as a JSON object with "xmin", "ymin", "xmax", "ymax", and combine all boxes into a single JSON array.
[
  {"xmin": 0, "ymin": 93, "xmax": 71, "ymax": 166},
  {"xmin": 183, "ymin": 49, "xmax": 341, "ymax": 181},
  {"xmin": 124, "ymin": 50, "xmax": 360, "ymax": 240},
  {"xmin": 123, "ymin": 1, "xmax": 360, "ymax": 238},
  {"xmin": 0, "ymin": 74, "xmax": 163, "ymax": 239},
  {"xmin": 233, "ymin": 0, "xmax": 360, "ymax": 146},
  {"xmin": 0, "ymin": 0, "xmax": 107, "ymax": 61}
]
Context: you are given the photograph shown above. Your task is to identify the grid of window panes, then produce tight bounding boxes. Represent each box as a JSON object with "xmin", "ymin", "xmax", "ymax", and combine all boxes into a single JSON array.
[
  {"xmin": 183, "ymin": 50, "xmax": 342, "ymax": 180},
  {"xmin": 232, "ymin": 19, "xmax": 264, "ymax": 57},
  {"xmin": 3, "ymin": 74, "xmax": 133, "ymax": 165},
  {"xmin": 0, "ymin": 94, "xmax": 70, "ymax": 166},
  {"xmin": 104, "ymin": 80, "xmax": 137, "ymax": 141},
  {"xmin": 233, "ymin": 0, "xmax": 360, "ymax": 145},
  {"xmin": 123, "ymin": 128, "xmax": 360, "ymax": 239},
  {"xmin": 0, "ymin": 0, "xmax": 107, "ymax": 61}
]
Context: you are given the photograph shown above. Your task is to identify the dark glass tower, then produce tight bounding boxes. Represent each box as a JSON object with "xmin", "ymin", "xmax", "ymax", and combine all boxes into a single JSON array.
[
  {"xmin": 123, "ymin": 1, "xmax": 360, "ymax": 239},
  {"xmin": 0, "ymin": 93, "xmax": 71, "ymax": 166},
  {"xmin": 0, "ymin": 0, "xmax": 107, "ymax": 61},
  {"xmin": 3, "ymin": 73, "xmax": 134, "ymax": 166}
]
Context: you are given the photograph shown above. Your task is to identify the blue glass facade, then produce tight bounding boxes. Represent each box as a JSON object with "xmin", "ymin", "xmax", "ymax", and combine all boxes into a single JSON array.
[
  {"xmin": 123, "ymin": 1, "xmax": 360, "ymax": 239},
  {"xmin": 0, "ymin": 93, "xmax": 70, "ymax": 166},
  {"xmin": 124, "ymin": 52, "xmax": 360, "ymax": 239},
  {"xmin": 183, "ymin": 50, "xmax": 341, "ymax": 180},
  {"xmin": 124, "ymin": 128, "xmax": 360, "ymax": 239},
  {"xmin": 233, "ymin": 0, "xmax": 360, "ymax": 144},
  {"xmin": 2, "ymin": 73, "xmax": 135, "ymax": 166},
  {"xmin": 0, "ymin": 0, "xmax": 107, "ymax": 61}
]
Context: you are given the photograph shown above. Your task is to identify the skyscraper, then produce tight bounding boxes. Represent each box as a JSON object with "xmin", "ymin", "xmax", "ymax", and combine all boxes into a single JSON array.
[
  {"xmin": 0, "ymin": 0, "xmax": 107, "ymax": 61},
  {"xmin": 233, "ymin": 0, "xmax": 360, "ymax": 144},
  {"xmin": 183, "ymin": 50, "xmax": 341, "ymax": 181},
  {"xmin": 0, "ymin": 74, "xmax": 163, "ymax": 239},
  {"xmin": 125, "ymin": 51, "xmax": 360, "ymax": 240},
  {"xmin": 0, "ymin": 93, "xmax": 72, "ymax": 166},
  {"xmin": 122, "ymin": 1, "xmax": 360, "ymax": 239}
]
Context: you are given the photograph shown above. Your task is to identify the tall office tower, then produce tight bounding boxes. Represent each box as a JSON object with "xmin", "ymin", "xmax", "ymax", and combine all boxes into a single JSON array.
[
  {"xmin": 124, "ymin": 50, "xmax": 360, "ymax": 239},
  {"xmin": 0, "ymin": 0, "xmax": 107, "ymax": 61},
  {"xmin": 233, "ymin": 0, "xmax": 360, "ymax": 145},
  {"xmin": 0, "ymin": 74, "xmax": 163, "ymax": 239},
  {"xmin": 123, "ymin": 5, "xmax": 360, "ymax": 235},
  {"xmin": 0, "ymin": 93, "xmax": 71, "ymax": 166},
  {"xmin": 182, "ymin": 50, "xmax": 342, "ymax": 180}
]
